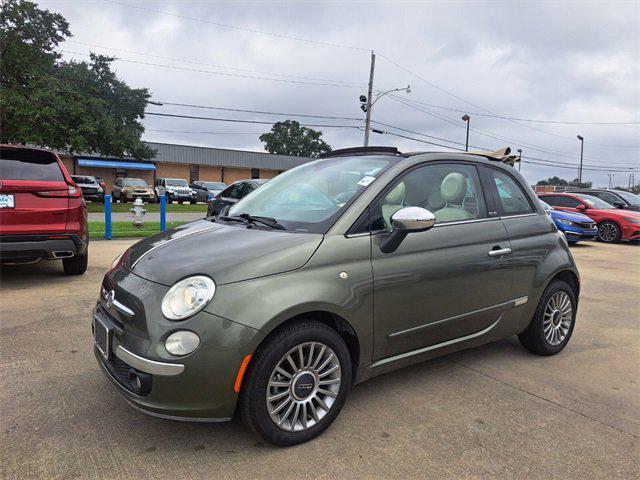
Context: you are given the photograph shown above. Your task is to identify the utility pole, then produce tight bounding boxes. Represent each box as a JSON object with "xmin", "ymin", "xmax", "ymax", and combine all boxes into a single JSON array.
[
  {"xmin": 607, "ymin": 173, "xmax": 615, "ymax": 189},
  {"xmin": 363, "ymin": 51, "xmax": 376, "ymax": 147},
  {"xmin": 577, "ymin": 135, "xmax": 584, "ymax": 184},
  {"xmin": 517, "ymin": 148, "xmax": 522, "ymax": 171},
  {"xmin": 462, "ymin": 115, "xmax": 470, "ymax": 151}
]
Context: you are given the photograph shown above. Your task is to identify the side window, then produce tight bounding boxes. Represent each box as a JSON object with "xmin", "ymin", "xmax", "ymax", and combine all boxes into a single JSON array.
[
  {"xmin": 540, "ymin": 196, "xmax": 558, "ymax": 206},
  {"xmin": 489, "ymin": 170, "xmax": 533, "ymax": 215},
  {"xmin": 556, "ymin": 196, "xmax": 581, "ymax": 208},
  {"xmin": 368, "ymin": 163, "xmax": 487, "ymax": 230},
  {"xmin": 596, "ymin": 192, "xmax": 619, "ymax": 205},
  {"xmin": 223, "ymin": 183, "xmax": 246, "ymax": 200}
]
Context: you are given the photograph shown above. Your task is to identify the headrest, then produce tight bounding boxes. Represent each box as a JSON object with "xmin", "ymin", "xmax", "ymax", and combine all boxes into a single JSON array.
[
  {"xmin": 428, "ymin": 191, "xmax": 445, "ymax": 210},
  {"xmin": 440, "ymin": 173, "xmax": 467, "ymax": 204},
  {"xmin": 385, "ymin": 182, "xmax": 405, "ymax": 204}
]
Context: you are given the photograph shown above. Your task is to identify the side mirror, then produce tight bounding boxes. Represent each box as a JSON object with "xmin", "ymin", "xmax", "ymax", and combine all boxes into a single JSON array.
[
  {"xmin": 576, "ymin": 204, "xmax": 587, "ymax": 211},
  {"xmin": 613, "ymin": 201, "xmax": 624, "ymax": 209},
  {"xmin": 380, "ymin": 207, "xmax": 436, "ymax": 253}
]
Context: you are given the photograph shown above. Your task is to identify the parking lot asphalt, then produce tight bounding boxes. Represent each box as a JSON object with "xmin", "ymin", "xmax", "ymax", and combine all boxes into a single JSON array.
[{"xmin": 1, "ymin": 239, "xmax": 638, "ymax": 479}]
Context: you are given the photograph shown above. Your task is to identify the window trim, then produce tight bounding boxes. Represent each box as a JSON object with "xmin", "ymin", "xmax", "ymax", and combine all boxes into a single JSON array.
[
  {"xmin": 479, "ymin": 165, "xmax": 536, "ymax": 218},
  {"xmin": 347, "ymin": 160, "xmax": 494, "ymax": 235}
]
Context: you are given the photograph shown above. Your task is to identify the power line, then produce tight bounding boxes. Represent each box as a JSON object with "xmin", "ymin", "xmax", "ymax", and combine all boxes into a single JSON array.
[
  {"xmin": 103, "ymin": 0, "xmax": 370, "ymax": 52},
  {"xmin": 388, "ymin": 95, "xmax": 640, "ymax": 168},
  {"xmin": 145, "ymin": 111, "xmax": 361, "ymax": 129},
  {"xmin": 61, "ymin": 50, "xmax": 364, "ymax": 89},
  {"xmin": 148, "ymin": 129, "xmax": 265, "ymax": 135},
  {"xmin": 156, "ymin": 101, "xmax": 364, "ymax": 121},
  {"xmin": 66, "ymin": 40, "xmax": 366, "ymax": 87}
]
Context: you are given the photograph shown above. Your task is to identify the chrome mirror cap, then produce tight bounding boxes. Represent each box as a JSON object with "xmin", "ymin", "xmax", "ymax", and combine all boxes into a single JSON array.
[{"xmin": 391, "ymin": 207, "xmax": 436, "ymax": 232}]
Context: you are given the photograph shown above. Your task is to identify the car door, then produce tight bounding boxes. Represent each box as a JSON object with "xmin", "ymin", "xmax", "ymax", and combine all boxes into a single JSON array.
[
  {"xmin": 481, "ymin": 166, "xmax": 553, "ymax": 304},
  {"xmin": 113, "ymin": 178, "xmax": 123, "ymax": 200},
  {"xmin": 190, "ymin": 182, "xmax": 203, "ymax": 202},
  {"xmin": 369, "ymin": 162, "xmax": 513, "ymax": 360}
]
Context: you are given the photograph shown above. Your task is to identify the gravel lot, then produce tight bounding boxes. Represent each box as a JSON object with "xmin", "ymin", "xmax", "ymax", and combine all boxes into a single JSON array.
[{"xmin": 1, "ymin": 239, "xmax": 638, "ymax": 479}]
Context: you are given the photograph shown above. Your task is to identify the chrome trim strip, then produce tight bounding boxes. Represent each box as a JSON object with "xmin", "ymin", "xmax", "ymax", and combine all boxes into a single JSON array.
[
  {"xmin": 514, "ymin": 296, "xmax": 528, "ymax": 306},
  {"xmin": 388, "ymin": 300, "xmax": 513, "ymax": 339},
  {"xmin": 124, "ymin": 399, "xmax": 232, "ymax": 423},
  {"xmin": 115, "ymin": 345, "xmax": 185, "ymax": 376},
  {"xmin": 372, "ymin": 318, "xmax": 501, "ymax": 368},
  {"xmin": 499, "ymin": 213, "xmax": 538, "ymax": 219},
  {"xmin": 112, "ymin": 299, "xmax": 134, "ymax": 317},
  {"xmin": 131, "ymin": 225, "xmax": 216, "ymax": 268}
]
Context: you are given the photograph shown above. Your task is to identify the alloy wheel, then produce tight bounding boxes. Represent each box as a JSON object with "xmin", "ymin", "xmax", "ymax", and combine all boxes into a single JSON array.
[
  {"xmin": 542, "ymin": 291, "xmax": 573, "ymax": 346},
  {"xmin": 598, "ymin": 222, "xmax": 619, "ymax": 242},
  {"xmin": 266, "ymin": 342, "xmax": 341, "ymax": 432}
]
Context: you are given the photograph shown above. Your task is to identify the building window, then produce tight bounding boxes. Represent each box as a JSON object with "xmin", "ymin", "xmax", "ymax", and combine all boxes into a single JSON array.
[
  {"xmin": 251, "ymin": 168, "xmax": 260, "ymax": 179},
  {"xmin": 190, "ymin": 164, "xmax": 200, "ymax": 183}
]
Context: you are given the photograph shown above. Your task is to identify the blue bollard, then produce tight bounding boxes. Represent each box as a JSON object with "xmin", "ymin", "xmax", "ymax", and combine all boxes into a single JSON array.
[
  {"xmin": 104, "ymin": 194, "xmax": 112, "ymax": 240},
  {"xmin": 160, "ymin": 195, "xmax": 166, "ymax": 232}
]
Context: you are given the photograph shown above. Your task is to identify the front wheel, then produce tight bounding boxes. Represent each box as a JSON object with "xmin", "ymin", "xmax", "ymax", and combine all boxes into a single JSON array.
[
  {"xmin": 518, "ymin": 279, "xmax": 576, "ymax": 355},
  {"xmin": 240, "ymin": 321, "xmax": 352, "ymax": 446},
  {"xmin": 597, "ymin": 221, "xmax": 621, "ymax": 243}
]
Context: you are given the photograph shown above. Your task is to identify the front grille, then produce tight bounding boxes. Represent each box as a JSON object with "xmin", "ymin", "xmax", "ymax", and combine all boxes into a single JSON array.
[
  {"xmin": 83, "ymin": 188, "xmax": 97, "ymax": 194},
  {"xmin": 102, "ymin": 353, "xmax": 152, "ymax": 396}
]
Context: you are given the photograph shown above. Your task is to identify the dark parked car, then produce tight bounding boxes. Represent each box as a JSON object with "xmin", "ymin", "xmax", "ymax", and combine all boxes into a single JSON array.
[
  {"xmin": 206, "ymin": 179, "xmax": 267, "ymax": 217},
  {"xmin": 71, "ymin": 175, "xmax": 104, "ymax": 202},
  {"xmin": 568, "ymin": 189, "xmax": 640, "ymax": 212},
  {"xmin": 190, "ymin": 181, "xmax": 227, "ymax": 203},
  {"xmin": 0, "ymin": 145, "xmax": 88, "ymax": 274},
  {"xmin": 94, "ymin": 147, "xmax": 579, "ymax": 446}
]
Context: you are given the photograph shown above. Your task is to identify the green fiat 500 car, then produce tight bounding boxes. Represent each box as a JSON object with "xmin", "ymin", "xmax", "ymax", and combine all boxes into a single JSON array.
[{"xmin": 93, "ymin": 146, "xmax": 579, "ymax": 446}]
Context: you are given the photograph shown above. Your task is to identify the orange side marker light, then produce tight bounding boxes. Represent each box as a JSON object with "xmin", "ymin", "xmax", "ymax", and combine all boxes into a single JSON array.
[{"xmin": 234, "ymin": 355, "xmax": 252, "ymax": 393}]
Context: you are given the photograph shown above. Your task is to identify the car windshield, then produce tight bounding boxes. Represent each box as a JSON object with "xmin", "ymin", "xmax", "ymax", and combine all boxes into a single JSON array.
[
  {"xmin": 166, "ymin": 179, "xmax": 188, "ymax": 186},
  {"xmin": 574, "ymin": 193, "xmax": 614, "ymax": 209},
  {"xmin": 123, "ymin": 178, "xmax": 147, "ymax": 187},
  {"xmin": 205, "ymin": 182, "xmax": 226, "ymax": 190},
  {"xmin": 72, "ymin": 176, "xmax": 96, "ymax": 184},
  {"xmin": 228, "ymin": 155, "xmax": 395, "ymax": 233},
  {"xmin": 614, "ymin": 190, "xmax": 640, "ymax": 206}
]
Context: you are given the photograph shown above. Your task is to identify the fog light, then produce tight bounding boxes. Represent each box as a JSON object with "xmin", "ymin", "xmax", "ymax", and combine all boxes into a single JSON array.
[{"xmin": 165, "ymin": 331, "xmax": 200, "ymax": 356}]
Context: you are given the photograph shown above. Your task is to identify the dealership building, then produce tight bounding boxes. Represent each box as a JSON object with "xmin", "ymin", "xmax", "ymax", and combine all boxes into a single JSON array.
[{"xmin": 58, "ymin": 141, "xmax": 312, "ymax": 192}]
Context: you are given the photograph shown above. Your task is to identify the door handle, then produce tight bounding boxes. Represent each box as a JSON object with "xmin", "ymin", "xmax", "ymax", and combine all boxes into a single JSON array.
[{"xmin": 488, "ymin": 247, "xmax": 512, "ymax": 257}]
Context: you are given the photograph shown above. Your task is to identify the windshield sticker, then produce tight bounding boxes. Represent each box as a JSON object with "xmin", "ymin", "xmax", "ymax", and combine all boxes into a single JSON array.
[{"xmin": 357, "ymin": 175, "xmax": 376, "ymax": 187}]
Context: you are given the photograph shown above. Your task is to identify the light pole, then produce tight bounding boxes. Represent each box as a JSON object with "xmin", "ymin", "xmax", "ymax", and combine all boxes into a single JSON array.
[
  {"xmin": 361, "ymin": 84, "xmax": 411, "ymax": 146},
  {"xmin": 577, "ymin": 135, "xmax": 584, "ymax": 185},
  {"xmin": 517, "ymin": 148, "xmax": 522, "ymax": 171},
  {"xmin": 461, "ymin": 114, "xmax": 470, "ymax": 151}
]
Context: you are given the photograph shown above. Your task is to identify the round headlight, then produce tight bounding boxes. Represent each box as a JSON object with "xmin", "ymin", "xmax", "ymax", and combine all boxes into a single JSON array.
[
  {"xmin": 161, "ymin": 276, "xmax": 216, "ymax": 320},
  {"xmin": 165, "ymin": 331, "xmax": 200, "ymax": 356}
]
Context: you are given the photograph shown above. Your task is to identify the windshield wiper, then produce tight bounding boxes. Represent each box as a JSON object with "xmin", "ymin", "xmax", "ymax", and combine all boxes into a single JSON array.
[{"xmin": 239, "ymin": 213, "xmax": 286, "ymax": 230}]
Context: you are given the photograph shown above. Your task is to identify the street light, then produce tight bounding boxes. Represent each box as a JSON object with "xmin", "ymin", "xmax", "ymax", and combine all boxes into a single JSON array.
[
  {"xmin": 517, "ymin": 148, "xmax": 522, "ymax": 171},
  {"xmin": 461, "ymin": 114, "xmax": 470, "ymax": 151},
  {"xmin": 361, "ymin": 85, "xmax": 410, "ymax": 146},
  {"xmin": 577, "ymin": 135, "xmax": 584, "ymax": 185}
]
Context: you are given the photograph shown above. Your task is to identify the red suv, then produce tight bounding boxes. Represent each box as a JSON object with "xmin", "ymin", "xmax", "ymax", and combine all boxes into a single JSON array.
[
  {"xmin": 539, "ymin": 192, "xmax": 640, "ymax": 243},
  {"xmin": 0, "ymin": 145, "xmax": 89, "ymax": 274}
]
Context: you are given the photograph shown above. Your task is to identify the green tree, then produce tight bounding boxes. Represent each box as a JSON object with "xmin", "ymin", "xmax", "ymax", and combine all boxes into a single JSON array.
[
  {"xmin": 537, "ymin": 176, "xmax": 568, "ymax": 186},
  {"xmin": 568, "ymin": 178, "xmax": 592, "ymax": 188},
  {"xmin": 0, "ymin": 0, "xmax": 153, "ymax": 159},
  {"xmin": 260, "ymin": 120, "xmax": 331, "ymax": 157}
]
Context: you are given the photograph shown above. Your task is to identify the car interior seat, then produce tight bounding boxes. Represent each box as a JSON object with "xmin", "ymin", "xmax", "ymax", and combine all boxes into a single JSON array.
[
  {"xmin": 434, "ymin": 173, "xmax": 475, "ymax": 222},
  {"xmin": 382, "ymin": 182, "xmax": 406, "ymax": 228}
]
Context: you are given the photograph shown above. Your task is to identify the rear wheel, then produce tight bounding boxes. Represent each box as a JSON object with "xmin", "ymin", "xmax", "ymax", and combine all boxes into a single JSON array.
[
  {"xmin": 63, "ymin": 249, "xmax": 88, "ymax": 275},
  {"xmin": 518, "ymin": 279, "xmax": 576, "ymax": 355},
  {"xmin": 240, "ymin": 321, "xmax": 352, "ymax": 446},
  {"xmin": 597, "ymin": 221, "xmax": 621, "ymax": 243}
]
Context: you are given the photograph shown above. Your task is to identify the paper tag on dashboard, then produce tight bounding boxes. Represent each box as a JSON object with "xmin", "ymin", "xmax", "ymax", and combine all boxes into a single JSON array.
[{"xmin": 357, "ymin": 176, "xmax": 376, "ymax": 187}]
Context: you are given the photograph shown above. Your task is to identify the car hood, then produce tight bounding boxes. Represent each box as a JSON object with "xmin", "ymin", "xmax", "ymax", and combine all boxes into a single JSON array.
[
  {"xmin": 123, "ymin": 220, "xmax": 323, "ymax": 286},
  {"xmin": 550, "ymin": 210, "xmax": 593, "ymax": 223}
]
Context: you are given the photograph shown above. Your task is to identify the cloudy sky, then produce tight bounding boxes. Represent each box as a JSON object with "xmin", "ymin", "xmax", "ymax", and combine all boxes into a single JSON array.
[{"xmin": 42, "ymin": 0, "xmax": 639, "ymax": 187}]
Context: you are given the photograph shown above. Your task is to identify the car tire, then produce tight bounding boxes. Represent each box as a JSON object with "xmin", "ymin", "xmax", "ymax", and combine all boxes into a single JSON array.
[
  {"xmin": 518, "ymin": 279, "xmax": 576, "ymax": 356},
  {"xmin": 190, "ymin": 200, "xmax": 196, "ymax": 205},
  {"xmin": 239, "ymin": 320, "xmax": 352, "ymax": 446},
  {"xmin": 597, "ymin": 221, "xmax": 621, "ymax": 243},
  {"xmin": 63, "ymin": 249, "xmax": 88, "ymax": 275}
]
